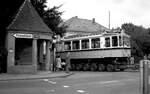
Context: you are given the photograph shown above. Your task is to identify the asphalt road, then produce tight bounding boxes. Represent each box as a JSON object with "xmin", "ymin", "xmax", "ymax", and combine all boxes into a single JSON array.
[{"xmin": 0, "ymin": 72, "xmax": 140, "ymax": 94}]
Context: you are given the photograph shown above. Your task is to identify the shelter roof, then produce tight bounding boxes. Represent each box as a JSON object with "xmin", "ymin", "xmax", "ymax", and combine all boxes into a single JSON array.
[{"xmin": 7, "ymin": 0, "xmax": 52, "ymax": 34}]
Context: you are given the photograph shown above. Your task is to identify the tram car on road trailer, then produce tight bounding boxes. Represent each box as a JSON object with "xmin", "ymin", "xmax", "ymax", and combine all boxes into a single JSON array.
[{"xmin": 56, "ymin": 29, "xmax": 131, "ymax": 71}]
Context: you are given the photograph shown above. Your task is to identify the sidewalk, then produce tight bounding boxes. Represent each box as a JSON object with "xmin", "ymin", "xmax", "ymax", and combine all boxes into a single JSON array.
[{"xmin": 0, "ymin": 71, "xmax": 74, "ymax": 81}]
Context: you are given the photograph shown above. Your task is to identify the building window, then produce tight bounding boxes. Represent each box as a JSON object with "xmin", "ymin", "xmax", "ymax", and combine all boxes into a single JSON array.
[
  {"xmin": 82, "ymin": 39, "xmax": 89, "ymax": 49},
  {"xmin": 64, "ymin": 41, "xmax": 71, "ymax": 50},
  {"xmin": 91, "ymin": 38, "xmax": 100, "ymax": 48},
  {"xmin": 73, "ymin": 40, "xmax": 80, "ymax": 50},
  {"xmin": 105, "ymin": 37, "xmax": 110, "ymax": 47},
  {"xmin": 112, "ymin": 36, "xmax": 118, "ymax": 47}
]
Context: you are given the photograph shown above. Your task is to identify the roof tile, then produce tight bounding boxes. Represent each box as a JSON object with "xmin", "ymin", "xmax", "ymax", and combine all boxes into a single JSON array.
[
  {"xmin": 61, "ymin": 16, "xmax": 108, "ymax": 33},
  {"xmin": 7, "ymin": 0, "xmax": 52, "ymax": 33}
]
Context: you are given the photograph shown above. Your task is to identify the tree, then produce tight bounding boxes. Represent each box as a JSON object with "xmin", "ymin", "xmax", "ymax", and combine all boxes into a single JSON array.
[
  {"xmin": 0, "ymin": 0, "xmax": 66, "ymax": 47},
  {"xmin": 43, "ymin": 5, "xmax": 67, "ymax": 36},
  {"xmin": 121, "ymin": 23, "xmax": 150, "ymax": 57}
]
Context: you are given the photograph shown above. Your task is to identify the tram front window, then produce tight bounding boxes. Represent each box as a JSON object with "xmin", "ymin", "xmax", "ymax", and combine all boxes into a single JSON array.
[
  {"xmin": 64, "ymin": 41, "xmax": 71, "ymax": 51},
  {"xmin": 73, "ymin": 40, "xmax": 80, "ymax": 50},
  {"xmin": 91, "ymin": 38, "xmax": 100, "ymax": 48},
  {"xmin": 112, "ymin": 36, "xmax": 118, "ymax": 47},
  {"xmin": 82, "ymin": 39, "xmax": 89, "ymax": 49},
  {"xmin": 105, "ymin": 37, "xmax": 110, "ymax": 47},
  {"xmin": 123, "ymin": 36, "xmax": 130, "ymax": 47}
]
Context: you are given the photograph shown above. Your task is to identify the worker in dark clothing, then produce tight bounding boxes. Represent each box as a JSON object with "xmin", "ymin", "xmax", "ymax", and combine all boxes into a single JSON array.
[{"xmin": 66, "ymin": 52, "xmax": 70, "ymax": 73}]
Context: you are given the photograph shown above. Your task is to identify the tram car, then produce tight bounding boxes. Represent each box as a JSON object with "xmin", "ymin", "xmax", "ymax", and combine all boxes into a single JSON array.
[{"xmin": 56, "ymin": 29, "xmax": 131, "ymax": 71}]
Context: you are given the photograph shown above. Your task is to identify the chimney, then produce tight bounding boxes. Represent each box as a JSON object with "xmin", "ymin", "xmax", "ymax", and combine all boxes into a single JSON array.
[
  {"xmin": 92, "ymin": 18, "xmax": 95, "ymax": 23},
  {"xmin": 75, "ymin": 16, "xmax": 78, "ymax": 18}
]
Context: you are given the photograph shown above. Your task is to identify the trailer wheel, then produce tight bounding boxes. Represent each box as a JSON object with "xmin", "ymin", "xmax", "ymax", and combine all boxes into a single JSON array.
[
  {"xmin": 120, "ymin": 69, "xmax": 125, "ymax": 71},
  {"xmin": 106, "ymin": 64, "xmax": 114, "ymax": 72},
  {"xmin": 90, "ymin": 63, "xmax": 97, "ymax": 71},
  {"xmin": 98, "ymin": 64, "xmax": 105, "ymax": 71},
  {"xmin": 71, "ymin": 64, "xmax": 75, "ymax": 71},
  {"xmin": 76, "ymin": 64, "xmax": 82, "ymax": 71},
  {"xmin": 83, "ymin": 64, "xmax": 89, "ymax": 71}
]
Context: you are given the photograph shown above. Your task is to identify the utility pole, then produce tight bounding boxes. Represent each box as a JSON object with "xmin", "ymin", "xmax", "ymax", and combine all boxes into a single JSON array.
[{"xmin": 108, "ymin": 11, "xmax": 110, "ymax": 29}]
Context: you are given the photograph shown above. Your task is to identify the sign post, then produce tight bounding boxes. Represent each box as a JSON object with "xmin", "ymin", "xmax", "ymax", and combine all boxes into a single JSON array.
[
  {"xmin": 13, "ymin": 33, "xmax": 33, "ymax": 38},
  {"xmin": 140, "ymin": 60, "xmax": 150, "ymax": 94}
]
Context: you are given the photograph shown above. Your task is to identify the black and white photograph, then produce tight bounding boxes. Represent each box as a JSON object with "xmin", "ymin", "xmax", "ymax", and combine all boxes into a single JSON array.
[{"xmin": 0, "ymin": 0, "xmax": 150, "ymax": 94}]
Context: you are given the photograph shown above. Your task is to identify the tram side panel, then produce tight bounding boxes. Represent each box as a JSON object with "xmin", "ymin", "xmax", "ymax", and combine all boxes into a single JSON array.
[
  {"xmin": 58, "ymin": 48, "xmax": 130, "ymax": 59},
  {"xmin": 57, "ymin": 48, "xmax": 130, "ymax": 71}
]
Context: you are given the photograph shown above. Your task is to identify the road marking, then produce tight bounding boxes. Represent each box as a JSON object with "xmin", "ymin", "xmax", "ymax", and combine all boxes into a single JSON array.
[
  {"xmin": 43, "ymin": 79, "xmax": 49, "ymax": 82},
  {"xmin": 48, "ymin": 81, "xmax": 57, "ymax": 84},
  {"xmin": 63, "ymin": 85, "xmax": 70, "ymax": 88},
  {"xmin": 46, "ymin": 89, "xmax": 55, "ymax": 92},
  {"xmin": 99, "ymin": 80, "xmax": 119, "ymax": 84},
  {"xmin": 77, "ymin": 89, "xmax": 86, "ymax": 93},
  {"xmin": 43, "ymin": 79, "xmax": 56, "ymax": 84}
]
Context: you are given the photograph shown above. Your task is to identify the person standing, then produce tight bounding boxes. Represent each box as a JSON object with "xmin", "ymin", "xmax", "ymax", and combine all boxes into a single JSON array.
[
  {"xmin": 66, "ymin": 52, "xmax": 70, "ymax": 73},
  {"xmin": 61, "ymin": 61, "xmax": 66, "ymax": 71},
  {"xmin": 130, "ymin": 56, "xmax": 135, "ymax": 66},
  {"xmin": 56, "ymin": 56, "xmax": 62, "ymax": 71}
]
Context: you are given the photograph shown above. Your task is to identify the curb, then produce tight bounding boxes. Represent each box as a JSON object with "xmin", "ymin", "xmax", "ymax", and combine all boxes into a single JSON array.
[{"xmin": 0, "ymin": 72, "xmax": 74, "ymax": 81}]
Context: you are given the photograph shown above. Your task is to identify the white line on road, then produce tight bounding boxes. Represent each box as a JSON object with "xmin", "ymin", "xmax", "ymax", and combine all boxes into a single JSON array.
[
  {"xmin": 48, "ymin": 81, "xmax": 57, "ymax": 84},
  {"xmin": 46, "ymin": 89, "xmax": 55, "ymax": 92},
  {"xmin": 99, "ymin": 80, "xmax": 119, "ymax": 84},
  {"xmin": 63, "ymin": 85, "xmax": 70, "ymax": 88},
  {"xmin": 43, "ymin": 79, "xmax": 49, "ymax": 82},
  {"xmin": 77, "ymin": 89, "xmax": 86, "ymax": 93},
  {"xmin": 74, "ymin": 79, "xmax": 136, "ymax": 87},
  {"xmin": 43, "ymin": 79, "xmax": 57, "ymax": 84}
]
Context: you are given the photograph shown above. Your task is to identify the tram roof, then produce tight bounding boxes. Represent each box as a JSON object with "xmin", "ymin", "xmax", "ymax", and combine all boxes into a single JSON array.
[
  {"xmin": 7, "ymin": 0, "xmax": 52, "ymax": 34},
  {"xmin": 63, "ymin": 29, "xmax": 130, "ymax": 40}
]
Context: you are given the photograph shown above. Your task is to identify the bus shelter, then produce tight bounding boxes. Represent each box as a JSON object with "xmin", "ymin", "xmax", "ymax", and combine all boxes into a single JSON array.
[{"xmin": 6, "ymin": 0, "xmax": 53, "ymax": 73}]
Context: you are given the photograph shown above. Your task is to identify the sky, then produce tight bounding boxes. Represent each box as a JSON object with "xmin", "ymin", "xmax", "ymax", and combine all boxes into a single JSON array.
[{"xmin": 47, "ymin": 0, "xmax": 150, "ymax": 29}]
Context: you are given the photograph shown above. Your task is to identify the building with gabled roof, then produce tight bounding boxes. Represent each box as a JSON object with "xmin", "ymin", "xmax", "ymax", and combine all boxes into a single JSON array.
[
  {"xmin": 6, "ymin": 0, "xmax": 53, "ymax": 74},
  {"xmin": 59, "ymin": 16, "xmax": 108, "ymax": 36}
]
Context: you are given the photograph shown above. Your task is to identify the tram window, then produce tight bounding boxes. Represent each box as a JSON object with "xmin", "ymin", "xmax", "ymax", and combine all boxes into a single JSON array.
[
  {"xmin": 73, "ymin": 40, "xmax": 80, "ymax": 50},
  {"xmin": 64, "ymin": 41, "xmax": 71, "ymax": 50},
  {"xmin": 112, "ymin": 36, "xmax": 118, "ymax": 47},
  {"xmin": 123, "ymin": 36, "xmax": 130, "ymax": 47},
  {"xmin": 91, "ymin": 38, "xmax": 100, "ymax": 48},
  {"xmin": 82, "ymin": 39, "xmax": 89, "ymax": 49},
  {"xmin": 105, "ymin": 37, "xmax": 110, "ymax": 47}
]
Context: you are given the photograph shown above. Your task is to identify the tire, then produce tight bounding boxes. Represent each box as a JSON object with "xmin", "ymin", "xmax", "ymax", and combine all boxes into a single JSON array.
[
  {"xmin": 75, "ymin": 64, "xmax": 80, "ymax": 71},
  {"xmin": 83, "ymin": 64, "xmax": 89, "ymax": 71},
  {"xmin": 106, "ymin": 64, "xmax": 114, "ymax": 72},
  {"xmin": 120, "ymin": 69, "xmax": 125, "ymax": 71},
  {"xmin": 76, "ymin": 64, "xmax": 82, "ymax": 71},
  {"xmin": 90, "ymin": 63, "xmax": 97, "ymax": 71},
  {"xmin": 98, "ymin": 64, "xmax": 105, "ymax": 71}
]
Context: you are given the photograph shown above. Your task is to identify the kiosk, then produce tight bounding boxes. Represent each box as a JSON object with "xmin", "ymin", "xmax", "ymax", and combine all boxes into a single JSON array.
[{"xmin": 6, "ymin": 0, "xmax": 53, "ymax": 73}]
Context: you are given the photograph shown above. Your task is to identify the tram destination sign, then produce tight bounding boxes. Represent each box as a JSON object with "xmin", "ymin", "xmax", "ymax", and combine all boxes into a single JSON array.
[{"xmin": 13, "ymin": 33, "xmax": 33, "ymax": 38}]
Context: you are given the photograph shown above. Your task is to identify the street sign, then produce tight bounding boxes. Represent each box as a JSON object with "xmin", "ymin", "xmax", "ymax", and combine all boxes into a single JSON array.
[{"xmin": 13, "ymin": 33, "xmax": 33, "ymax": 38}]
